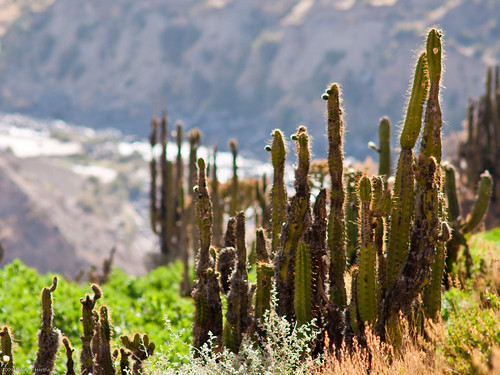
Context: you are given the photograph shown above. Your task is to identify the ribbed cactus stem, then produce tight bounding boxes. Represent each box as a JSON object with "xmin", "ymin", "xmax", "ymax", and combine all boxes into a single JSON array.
[
  {"xmin": 255, "ymin": 228, "xmax": 272, "ymax": 322},
  {"xmin": 159, "ymin": 110, "xmax": 172, "ymax": 256},
  {"xmin": 421, "ymin": 28, "xmax": 443, "ymax": 162},
  {"xmin": 80, "ymin": 284, "xmax": 102, "ymax": 375},
  {"xmin": 386, "ymin": 52, "xmax": 429, "ymax": 291},
  {"xmin": 149, "ymin": 116, "xmax": 158, "ymax": 233},
  {"xmin": 444, "ymin": 163, "xmax": 460, "ymax": 223},
  {"xmin": 378, "ymin": 117, "xmax": 392, "ymax": 177},
  {"xmin": 324, "ymin": 83, "xmax": 347, "ymax": 308},
  {"xmin": 345, "ymin": 170, "xmax": 361, "ymax": 265},
  {"xmin": 121, "ymin": 333, "xmax": 155, "ymax": 375},
  {"xmin": 275, "ymin": 126, "xmax": 311, "ymax": 319},
  {"xmin": 212, "ymin": 145, "xmax": 224, "ymax": 247},
  {"xmin": 294, "ymin": 241, "xmax": 312, "ymax": 327},
  {"xmin": 462, "ymin": 171, "xmax": 492, "ymax": 233},
  {"xmin": 0, "ymin": 326, "xmax": 13, "ymax": 372},
  {"xmin": 34, "ymin": 276, "xmax": 61, "ymax": 375},
  {"xmin": 349, "ymin": 268, "xmax": 360, "ymax": 334},
  {"xmin": 62, "ymin": 337, "xmax": 75, "ymax": 375},
  {"xmin": 192, "ymin": 158, "xmax": 223, "ymax": 351},
  {"xmin": 224, "ymin": 212, "xmax": 249, "ymax": 353},
  {"xmin": 267, "ymin": 129, "xmax": 287, "ymax": 258},
  {"xmin": 357, "ymin": 177, "xmax": 377, "ymax": 327},
  {"xmin": 229, "ymin": 139, "xmax": 239, "ymax": 215},
  {"xmin": 96, "ymin": 306, "xmax": 115, "ymax": 375}
]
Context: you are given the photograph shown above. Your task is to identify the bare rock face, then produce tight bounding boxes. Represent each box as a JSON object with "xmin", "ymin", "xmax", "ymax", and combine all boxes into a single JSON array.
[
  {"xmin": 0, "ymin": 0, "xmax": 499, "ymax": 158},
  {"xmin": 0, "ymin": 151, "xmax": 151, "ymax": 277}
]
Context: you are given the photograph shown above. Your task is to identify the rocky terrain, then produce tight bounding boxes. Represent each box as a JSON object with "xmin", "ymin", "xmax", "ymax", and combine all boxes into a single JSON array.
[{"xmin": 0, "ymin": 0, "xmax": 498, "ymax": 159}]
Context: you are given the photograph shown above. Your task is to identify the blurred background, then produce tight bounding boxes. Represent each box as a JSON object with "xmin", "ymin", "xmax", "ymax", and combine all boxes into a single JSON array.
[{"xmin": 0, "ymin": 0, "xmax": 499, "ymax": 275}]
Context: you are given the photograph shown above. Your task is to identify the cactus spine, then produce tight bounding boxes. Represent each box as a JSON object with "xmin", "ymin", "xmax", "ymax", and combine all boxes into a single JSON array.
[
  {"xmin": 386, "ymin": 52, "xmax": 429, "ymax": 291},
  {"xmin": 33, "ymin": 276, "xmax": 61, "ymax": 375},
  {"xmin": 192, "ymin": 158, "xmax": 223, "ymax": 351}
]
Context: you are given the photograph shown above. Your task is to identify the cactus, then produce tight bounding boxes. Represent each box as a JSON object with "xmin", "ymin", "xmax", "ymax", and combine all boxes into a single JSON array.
[
  {"xmin": 356, "ymin": 176, "xmax": 377, "ymax": 327},
  {"xmin": 229, "ymin": 139, "xmax": 239, "ymax": 216},
  {"xmin": 348, "ymin": 268, "xmax": 360, "ymax": 335},
  {"xmin": 386, "ymin": 52, "xmax": 429, "ymax": 292},
  {"xmin": 0, "ymin": 327, "xmax": 13, "ymax": 374},
  {"xmin": 255, "ymin": 228, "xmax": 272, "ymax": 323},
  {"xmin": 33, "ymin": 276, "xmax": 61, "ymax": 375},
  {"xmin": 62, "ymin": 337, "xmax": 76, "ymax": 375},
  {"xmin": 149, "ymin": 115, "xmax": 159, "ymax": 233},
  {"xmin": 80, "ymin": 284, "xmax": 102, "ymax": 375},
  {"xmin": 188, "ymin": 128, "xmax": 202, "ymax": 264},
  {"xmin": 345, "ymin": 169, "xmax": 361, "ymax": 265},
  {"xmin": 266, "ymin": 129, "xmax": 287, "ymax": 258},
  {"xmin": 94, "ymin": 306, "xmax": 115, "ymax": 375},
  {"xmin": 369, "ymin": 116, "xmax": 392, "ymax": 177},
  {"xmin": 255, "ymin": 174, "xmax": 271, "ymax": 230},
  {"xmin": 294, "ymin": 240, "xmax": 312, "ymax": 327},
  {"xmin": 192, "ymin": 158, "xmax": 223, "ymax": 351},
  {"xmin": 224, "ymin": 211, "xmax": 250, "ymax": 353},
  {"xmin": 217, "ymin": 218, "xmax": 237, "ymax": 294},
  {"xmin": 120, "ymin": 333, "xmax": 155, "ymax": 375},
  {"xmin": 275, "ymin": 126, "xmax": 311, "ymax": 320},
  {"xmin": 211, "ymin": 145, "xmax": 224, "ymax": 247}
]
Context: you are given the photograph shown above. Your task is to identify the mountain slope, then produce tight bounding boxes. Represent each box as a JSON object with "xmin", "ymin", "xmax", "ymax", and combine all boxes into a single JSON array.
[{"xmin": 0, "ymin": 0, "xmax": 498, "ymax": 158}]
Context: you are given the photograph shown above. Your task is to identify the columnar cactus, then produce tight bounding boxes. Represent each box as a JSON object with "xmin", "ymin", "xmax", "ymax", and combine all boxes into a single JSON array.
[
  {"xmin": 275, "ymin": 126, "xmax": 311, "ymax": 320},
  {"xmin": 218, "ymin": 218, "xmax": 237, "ymax": 294},
  {"xmin": 62, "ymin": 337, "xmax": 76, "ymax": 375},
  {"xmin": 229, "ymin": 139, "xmax": 239, "ymax": 216},
  {"xmin": 386, "ymin": 52, "xmax": 429, "ymax": 291},
  {"xmin": 369, "ymin": 116, "xmax": 392, "ymax": 177},
  {"xmin": 324, "ymin": 84, "xmax": 348, "ymax": 309},
  {"xmin": 356, "ymin": 177, "xmax": 377, "ymax": 328},
  {"xmin": 224, "ymin": 211, "xmax": 250, "ymax": 352},
  {"xmin": 192, "ymin": 158, "xmax": 223, "ymax": 351},
  {"xmin": 80, "ymin": 284, "xmax": 102, "ymax": 375},
  {"xmin": 255, "ymin": 228, "xmax": 272, "ymax": 323},
  {"xmin": 94, "ymin": 306, "xmax": 115, "ymax": 375},
  {"xmin": 345, "ymin": 170, "xmax": 361, "ymax": 265},
  {"xmin": 33, "ymin": 276, "xmax": 61, "ymax": 375},
  {"xmin": 149, "ymin": 116, "xmax": 159, "ymax": 233},
  {"xmin": 294, "ymin": 240, "xmax": 312, "ymax": 327},
  {"xmin": 266, "ymin": 129, "xmax": 287, "ymax": 258},
  {"xmin": 211, "ymin": 145, "xmax": 224, "ymax": 247}
]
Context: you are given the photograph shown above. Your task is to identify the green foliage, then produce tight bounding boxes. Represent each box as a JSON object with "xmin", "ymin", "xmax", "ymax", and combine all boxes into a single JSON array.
[{"xmin": 0, "ymin": 260, "xmax": 193, "ymax": 372}]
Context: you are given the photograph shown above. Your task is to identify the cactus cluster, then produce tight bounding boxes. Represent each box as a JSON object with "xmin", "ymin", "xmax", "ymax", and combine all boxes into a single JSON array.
[
  {"xmin": 188, "ymin": 28, "xmax": 478, "ymax": 356},
  {"xmin": 2, "ymin": 280, "xmax": 154, "ymax": 375}
]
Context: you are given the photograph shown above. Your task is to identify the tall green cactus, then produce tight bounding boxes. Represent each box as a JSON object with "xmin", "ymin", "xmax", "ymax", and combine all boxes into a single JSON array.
[
  {"xmin": 192, "ymin": 158, "xmax": 223, "ymax": 351},
  {"xmin": 33, "ymin": 276, "xmax": 61, "ymax": 375},
  {"xmin": 266, "ymin": 129, "xmax": 287, "ymax": 258},
  {"xmin": 149, "ymin": 115, "xmax": 159, "ymax": 234},
  {"xmin": 94, "ymin": 306, "xmax": 115, "ymax": 375},
  {"xmin": 80, "ymin": 284, "xmax": 102, "ymax": 375},
  {"xmin": 345, "ymin": 170, "xmax": 361, "ymax": 265},
  {"xmin": 324, "ymin": 83, "xmax": 347, "ymax": 309},
  {"xmin": 386, "ymin": 52, "xmax": 429, "ymax": 291},
  {"xmin": 356, "ymin": 177, "xmax": 377, "ymax": 327},
  {"xmin": 224, "ymin": 212, "xmax": 249, "ymax": 353},
  {"xmin": 275, "ymin": 126, "xmax": 311, "ymax": 320},
  {"xmin": 294, "ymin": 240, "xmax": 312, "ymax": 327}
]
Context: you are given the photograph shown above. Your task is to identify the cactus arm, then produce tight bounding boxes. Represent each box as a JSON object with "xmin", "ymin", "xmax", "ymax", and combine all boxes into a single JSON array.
[
  {"xmin": 462, "ymin": 171, "xmax": 493, "ymax": 233},
  {"xmin": 444, "ymin": 163, "xmax": 461, "ymax": 223},
  {"xmin": 33, "ymin": 276, "xmax": 61, "ymax": 375},
  {"xmin": 378, "ymin": 117, "xmax": 392, "ymax": 177},
  {"xmin": 386, "ymin": 52, "xmax": 429, "ymax": 291},
  {"xmin": 324, "ymin": 83, "xmax": 348, "ymax": 308},
  {"xmin": 294, "ymin": 241, "xmax": 312, "ymax": 327},
  {"xmin": 229, "ymin": 139, "xmax": 239, "ymax": 215},
  {"xmin": 267, "ymin": 129, "xmax": 287, "ymax": 258},
  {"xmin": 255, "ymin": 228, "xmax": 272, "ymax": 322}
]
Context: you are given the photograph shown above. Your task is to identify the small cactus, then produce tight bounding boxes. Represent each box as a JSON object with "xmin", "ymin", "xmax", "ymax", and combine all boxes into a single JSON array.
[
  {"xmin": 80, "ymin": 284, "xmax": 103, "ymax": 375},
  {"xmin": 120, "ymin": 333, "xmax": 155, "ymax": 375}
]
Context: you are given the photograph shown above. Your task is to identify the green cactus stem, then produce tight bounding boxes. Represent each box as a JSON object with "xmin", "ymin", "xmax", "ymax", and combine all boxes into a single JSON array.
[
  {"xmin": 308, "ymin": 188, "xmax": 328, "ymax": 333},
  {"xmin": 348, "ymin": 267, "xmax": 360, "ymax": 334},
  {"xmin": 294, "ymin": 240, "xmax": 312, "ymax": 327},
  {"xmin": 386, "ymin": 52, "xmax": 429, "ymax": 292},
  {"xmin": 33, "ymin": 276, "xmax": 61, "ymax": 375},
  {"xmin": 357, "ymin": 176, "xmax": 377, "ymax": 327},
  {"xmin": 229, "ymin": 139, "xmax": 239, "ymax": 216},
  {"xmin": 62, "ymin": 337, "xmax": 75, "ymax": 375},
  {"xmin": 266, "ymin": 129, "xmax": 287, "ymax": 258},
  {"xmin": 275, "ymin": 126, "xmax": 311, "ymax": 320},
  {"xmin": 345, "ymin": 170, "xmax": 361, "ymax": 265},
  {"xmin": 421, "ymin": 28, "xmax": 443, "ymax": 162},
  {"xmin": 80, "ymin": 284, "xmax": 102, "ymax": 375},
  {"xmin": 94, "ymin": 306, "xmax": 115, "ymax": 375},
  {"xmin": 324, "ymin": 83, "xmax": 348, "ymax": 309},
  {"xmin": 0, "ymin": 326, "xmax": 13, "ymax": 373},
  {"xmin": 255, "ymin": 174, "xmax": 271, "ymax": 230},
  {"xmin": 255, "ymin": 228, "xmax": 272, "ymax": 323},
  {"xmin": 188, "ymin": 128, "xmax": 202, "ymax": 264},
  {"xmin": 120, "ymin": 333, "xmax": 155, "ymax": 375},
  {"xmin": 462, "ymin": 171, "xmax": 493, "ymax": 233},
  {"xmin": 192, "ymin": 158, "xmax": 223, "ymax": 351},
  {"xmin": 212, "ymin": 145, "xmax": 224, "ymax": 247},
  {"xmin": 224, "ymin": 211, "xmax": 250, "ymax": 353},
  {"xmin": 218, "ymin": 218, "xmax": 237, "ymax": 294},
  {"xmin": 149, "ymin": 115, "xmax": 159, "ymax": 233},
  {"xmin": 159, "ymin": 110, "xmax": 174, "ymax": 257},
  {"xmin": 369, "ymin": 117, "xmax": 392, "ymax": 177}
]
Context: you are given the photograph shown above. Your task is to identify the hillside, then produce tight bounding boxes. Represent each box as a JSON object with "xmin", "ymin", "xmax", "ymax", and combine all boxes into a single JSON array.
[{"xmin": 0, "ymin": 0, "xmax": 498, "ymax": 158}]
